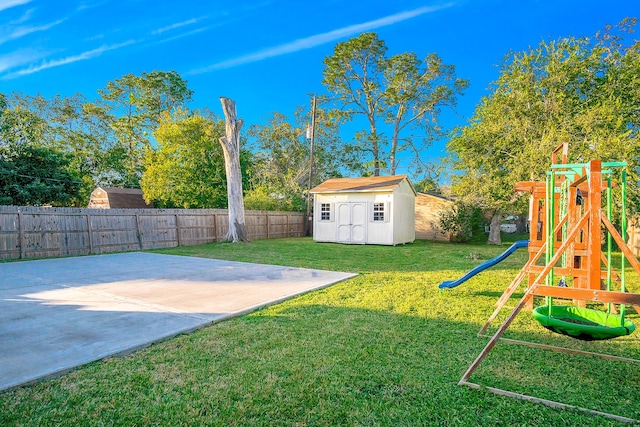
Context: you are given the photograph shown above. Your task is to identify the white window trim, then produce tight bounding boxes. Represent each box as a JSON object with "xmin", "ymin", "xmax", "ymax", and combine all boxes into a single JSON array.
[
  {"xmin": 318, "ymin": 202, "xmax": 334, "ymax": 222},
  {"xmin": 370, "ymin": 201, "xmax": 391, "ymax": 223}
]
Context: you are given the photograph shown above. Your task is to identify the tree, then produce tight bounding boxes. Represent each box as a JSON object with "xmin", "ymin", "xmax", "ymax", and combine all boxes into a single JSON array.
[
  {"xmin": 384, "ymin": 52, "xmax": 468, "ymax": 175},
  {"xmin": 47, "ymin": 94, "xmax": 120, "ymax": 205},
  {"xmin": 98, "ymin": 70, "xmax": 193, "ymax": 187},
  {"xmin": 140, "ymin": 109, "xmax": 229, "ymax": 208},
  {"xmin": 323, "ymin": 33, "xmax": 387, "ymax": 176},
  {"xmin": 436, "ymin": 201, "xmax": 484, "ymax": 243},
  {"xmin": 0, "ymin": 93, "xmax": 49, "ymax": 148},
  {"xmin": 322, "ymin": 32, "xmax": 467, "ymax": 176},
  {"xmin": 246, "ymin": 112, "xmax": 308, "ymax": 211},
  {"xmin": 219, "ymin": 97, "xmax": 247, "ymax": 242},
  {"xmin": 0, "ymin": 144, "xmax": 80, "ymax": 206},
  {"xmin": 245, "ymin": 106, "xmax": 345, "ymax": 212},
  {"xmin": 448, "ymin": 18, "xmax": 640, "ymax": 244}
]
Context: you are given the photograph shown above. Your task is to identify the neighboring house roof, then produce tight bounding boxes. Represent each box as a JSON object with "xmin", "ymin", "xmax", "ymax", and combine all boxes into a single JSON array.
[
  {"xmin": 90, "ymin": 187, "xmax": 153, "ymax": 209},
  {"xmin": 310, "ymin": 175, "xmax": 416, "ymax": 195}
]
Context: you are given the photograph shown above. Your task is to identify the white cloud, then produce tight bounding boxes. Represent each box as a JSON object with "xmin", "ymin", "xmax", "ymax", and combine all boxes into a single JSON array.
[
  {"xmin": 0, "ymin": 0, "xmax": 31, "ymax": 12},
  {"xmin": 9, "ymin": 7, "xmax": 33, "ymax": 24},
  {"xmin": 0, "ymin": 48, "xmax": 45, "ymax": 73},
  {"xmin": 2, "ymin": 40, "xmax": 136, "ymax": 79},
  {"xmin": 152, "ymin": 17, "xmax": 205, "ymax": 35},
  {"xmin": 189, "ymin": 4, "xmax": 453, "ymax": 74},
  {"xmin": 156, "ymin": 26, "xmax": 211, "ymax": 44},
  {"xmin": 0, "ymin": 19, "xmax": 66, "ymax": 45}
]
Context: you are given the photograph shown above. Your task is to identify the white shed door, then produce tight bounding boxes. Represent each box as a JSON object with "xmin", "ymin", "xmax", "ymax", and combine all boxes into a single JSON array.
[{"xmin": 337, "ymin": 202, "xmax": 366, "ymax": 243}]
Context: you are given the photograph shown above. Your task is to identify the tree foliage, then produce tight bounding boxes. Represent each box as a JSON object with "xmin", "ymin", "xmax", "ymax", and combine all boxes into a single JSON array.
[
  {"xmin": 97, "ymin": 70, "xmax": 193, "ymax": 187},
  {"xmin": 448, "ymin": 18, "xmax": 640, "ymax": 244},
  {"xmin": 322, "ymin": 32, "xmax": 468, "ymax": 176},
  {"xmin": 0, "ymin": 71, "xmax": 194, "ymax": 206},
  {"xmin": 140, "ymin": 109, "xmax": 231, "ymax": 208},
  {"xmin": 246, "ymin": 106, "xmax": 345, "ymax": 212},
  {"xmin": 0, "ymin": 144, "xmax": 80, "ymax": 206},
  {"xmin": 436, "ymin": 201, "xmax": 485, "ymax": 243}
]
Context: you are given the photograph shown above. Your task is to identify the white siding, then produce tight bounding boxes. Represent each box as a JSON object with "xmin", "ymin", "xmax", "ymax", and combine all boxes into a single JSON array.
[{"xmin": 392, "ymin": 180, "xmax": 415, "ymax": 245}]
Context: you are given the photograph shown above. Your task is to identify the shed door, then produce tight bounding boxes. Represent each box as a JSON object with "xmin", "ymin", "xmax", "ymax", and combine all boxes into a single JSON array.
[{"xmin": 337, "ymin": 202, "xmax": 367, "ymax": 244}]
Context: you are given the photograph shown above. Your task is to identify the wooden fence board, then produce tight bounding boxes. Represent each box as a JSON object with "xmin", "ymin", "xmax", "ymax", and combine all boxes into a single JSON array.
[{"xmin": 0, "ymin": 207, "xmax": 305, "ymax": 260}]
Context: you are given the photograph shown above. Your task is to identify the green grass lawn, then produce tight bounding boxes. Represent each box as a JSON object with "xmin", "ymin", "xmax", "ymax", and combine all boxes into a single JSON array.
[{"xmin": 2, "ymin": 235, "xmax": 639, "ymax": 426}]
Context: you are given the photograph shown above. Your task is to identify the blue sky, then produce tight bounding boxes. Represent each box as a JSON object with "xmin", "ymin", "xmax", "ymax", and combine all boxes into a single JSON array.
[{"xmin": 0, "ymin": 0, "xmax": 637, "ymax": 176}]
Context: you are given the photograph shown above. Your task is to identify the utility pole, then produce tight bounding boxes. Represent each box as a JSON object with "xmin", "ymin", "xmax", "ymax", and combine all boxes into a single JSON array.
[{"xmin": 305, "ymin": 95, "xmax": 317, "ymax": 236}]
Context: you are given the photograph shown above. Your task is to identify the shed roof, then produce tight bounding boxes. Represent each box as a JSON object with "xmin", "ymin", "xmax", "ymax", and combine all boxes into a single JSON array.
[
  {"xmin": 310, "ymin": 175, "xmax": 415, "ymax": 195},
  {"xmin": 96, "ymin": 187, "xmax": 153, "ymax": 209}
]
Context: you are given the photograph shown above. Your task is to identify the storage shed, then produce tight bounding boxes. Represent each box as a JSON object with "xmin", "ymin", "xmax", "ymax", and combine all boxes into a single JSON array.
[
  {"xmin": 415, "ymin": 192, "xmax": 454, "ymax": 241},
  {"xmin": 310, "ymin": 175, "xmax": 416, "ymax": 245},
  {"xmin": 88, "ymin": 187, "xmax": 153, "ymax": 209}
]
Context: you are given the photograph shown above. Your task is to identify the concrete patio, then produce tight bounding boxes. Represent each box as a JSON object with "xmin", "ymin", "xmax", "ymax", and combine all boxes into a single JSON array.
[{"xmin": 0, "ymin": 252, "xmax": 356, "ymax": 392}]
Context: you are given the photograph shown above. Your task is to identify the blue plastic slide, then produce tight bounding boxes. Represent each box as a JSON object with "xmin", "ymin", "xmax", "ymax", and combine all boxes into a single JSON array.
[{"xmin": 438, "ymin": 240, "xmax": 529, "ymax": 289}]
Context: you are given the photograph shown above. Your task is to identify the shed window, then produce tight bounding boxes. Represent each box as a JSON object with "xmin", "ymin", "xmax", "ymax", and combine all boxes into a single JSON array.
[
  {"xmin": 320, "ymin": 203, "xmax": 331, "ymax": 221},
  {"xmin": 373, "ymin": 203, "xmax": 385, "ymax": 221}
]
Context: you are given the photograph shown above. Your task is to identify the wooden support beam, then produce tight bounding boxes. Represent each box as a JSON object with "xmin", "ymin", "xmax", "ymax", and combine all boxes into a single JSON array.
[
  {"xmin": 459, "ymin": 381, "xmax": 638, "ymax": 424},
  {"xmin": 587, "ymin": 160, "xmax": 603, "ymax": 291},
  {"xmin": 479, "ymin": 243, "xmax": 546, "ymax": 335},
  {"xmin": 478, "ymin": 335, "xmax": 640, "ymax": 364},
  {"xmin": 602, "ymin": 215, "xmax": 640, "ymax": 277},
  {"xmin": 531, "ymin": 285, "xmax": 640, "ymax": 305}
]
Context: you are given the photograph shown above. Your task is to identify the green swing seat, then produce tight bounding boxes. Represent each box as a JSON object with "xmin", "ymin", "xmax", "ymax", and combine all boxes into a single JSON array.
[{"xmin": 533, "ymin": 305, "xmax": 636, "ymax": 341}]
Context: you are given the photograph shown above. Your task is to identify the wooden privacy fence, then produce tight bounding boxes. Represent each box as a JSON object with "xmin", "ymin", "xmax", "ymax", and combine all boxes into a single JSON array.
[{"xmin": 0, "ymin": 206, "xmax": 305, "ymax": 261}]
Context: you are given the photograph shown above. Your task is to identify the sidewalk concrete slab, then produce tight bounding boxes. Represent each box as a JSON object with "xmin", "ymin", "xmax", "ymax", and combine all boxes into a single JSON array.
[{"xmin": 0, "ymin": 252, "xmax": 356, "ymax": 392}]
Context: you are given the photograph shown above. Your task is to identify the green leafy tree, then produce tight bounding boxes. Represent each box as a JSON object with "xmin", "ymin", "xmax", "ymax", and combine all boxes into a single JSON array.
[
  {"xmin": 322, "ymin": 32, "xmax": 467, "ymax": 176},
  {"xmin": 246, "ymin": 112, "xmax": 308, "ymax": 211},
  {"xmin": 0, "ymin": 144, "xmax": 80, "ymax": 206},
  {"xmin": 436, "ymin": 201, "xmax": 485, "ymax": 243},
  {"xmin": 98, "ymin": 70, "xmax": 194, "ymax": 187},
  {"xmin": 0, "ymin": 93, "xmax": 49, "ymax": 148},
  {"xmin": 141, "ymin": 109, "xmax": 241, "ymax": 208},
  {"xmin": 46, "ymin": 94, "xmax": 119, "ymax": 205},
  {"xmin": 246, "ymin": 106, "xmax": 346, "ymax": 211},
  {"xmin": 449, "ymin": 19, "xmax": 640, "ymax": 244}
]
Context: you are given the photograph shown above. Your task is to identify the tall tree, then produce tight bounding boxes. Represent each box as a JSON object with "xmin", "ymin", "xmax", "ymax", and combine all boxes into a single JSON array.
[
  {"xmin": 384, "ymin": 52, "xmax": 468, "ymax": 175},
  {"xmin": 449, "ymin": 18, "xmax": 640, "ymax": 244},
  {"xmin": 322, "ymin": 32, "xmax": 467, "ymax": 176},
  {"xmin": 140, "ymin": 109, "xmax": 229, "ymax": 208},
  {"xmin": 98, "ymin": 70, "xmax": 193, "ymax": 187},
  {"xmin": 219, "ymin": 97, "xmax": 247, "ymax": 242},
  {"xmin": 323, "ymin": 33, "xmax": 387, "ymax": 176}
]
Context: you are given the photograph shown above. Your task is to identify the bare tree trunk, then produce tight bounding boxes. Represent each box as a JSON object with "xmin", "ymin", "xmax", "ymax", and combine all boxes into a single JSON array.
[
  {"xmin": 219, "ymin": 97, "xmax": 247, "ymax": 242},
  {"xmin": 488, "ymin": 211, "xmax": 502, "ymax": 245}
]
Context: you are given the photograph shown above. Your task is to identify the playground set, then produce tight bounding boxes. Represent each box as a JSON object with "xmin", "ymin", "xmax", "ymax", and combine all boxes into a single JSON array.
[{"xmin": 441, "ymin": 143, "xmax": 640, "ymax": 422}]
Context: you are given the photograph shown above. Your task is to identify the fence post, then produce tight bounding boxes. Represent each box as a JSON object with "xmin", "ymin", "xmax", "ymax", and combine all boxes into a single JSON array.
[
  {"xmin": 213, "ymin": 214, "xmax": 218, "ymax": 241},
  {"xmin": 18, "ymin": 208, "xmax": 25, "ymax": 259},
  {"xmin": 286, "ymin": 214, "xmax": 290, "ymax": 237},
  {"xmin": 86, "ymin": 213, "xmax": 94, "ymax": 254},
  {"xmin": 135, "ymin": 214, "xmax": 143, "ymax": 250},
  {"xmin": 266, "ymin": 213, "xmax": 269, "ymax": 239},
  {"xmin": 175, "ymin": 214, "xmax": 182, "ymax": 247}
]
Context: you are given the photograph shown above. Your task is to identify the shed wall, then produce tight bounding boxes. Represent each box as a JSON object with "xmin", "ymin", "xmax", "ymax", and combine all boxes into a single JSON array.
[
  {"xmin": 392, "ymin": 181, "xmax": 416, "ymax": 245},
  {"xmin": 314, "ymin": 192, "xmax": 395, "ymax": 244}
]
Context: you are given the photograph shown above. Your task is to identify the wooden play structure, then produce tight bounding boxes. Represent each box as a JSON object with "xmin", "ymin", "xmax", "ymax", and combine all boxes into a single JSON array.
[{"xmin": 460, "ymin": 143, "xmax": 640, "ymax": 422}]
